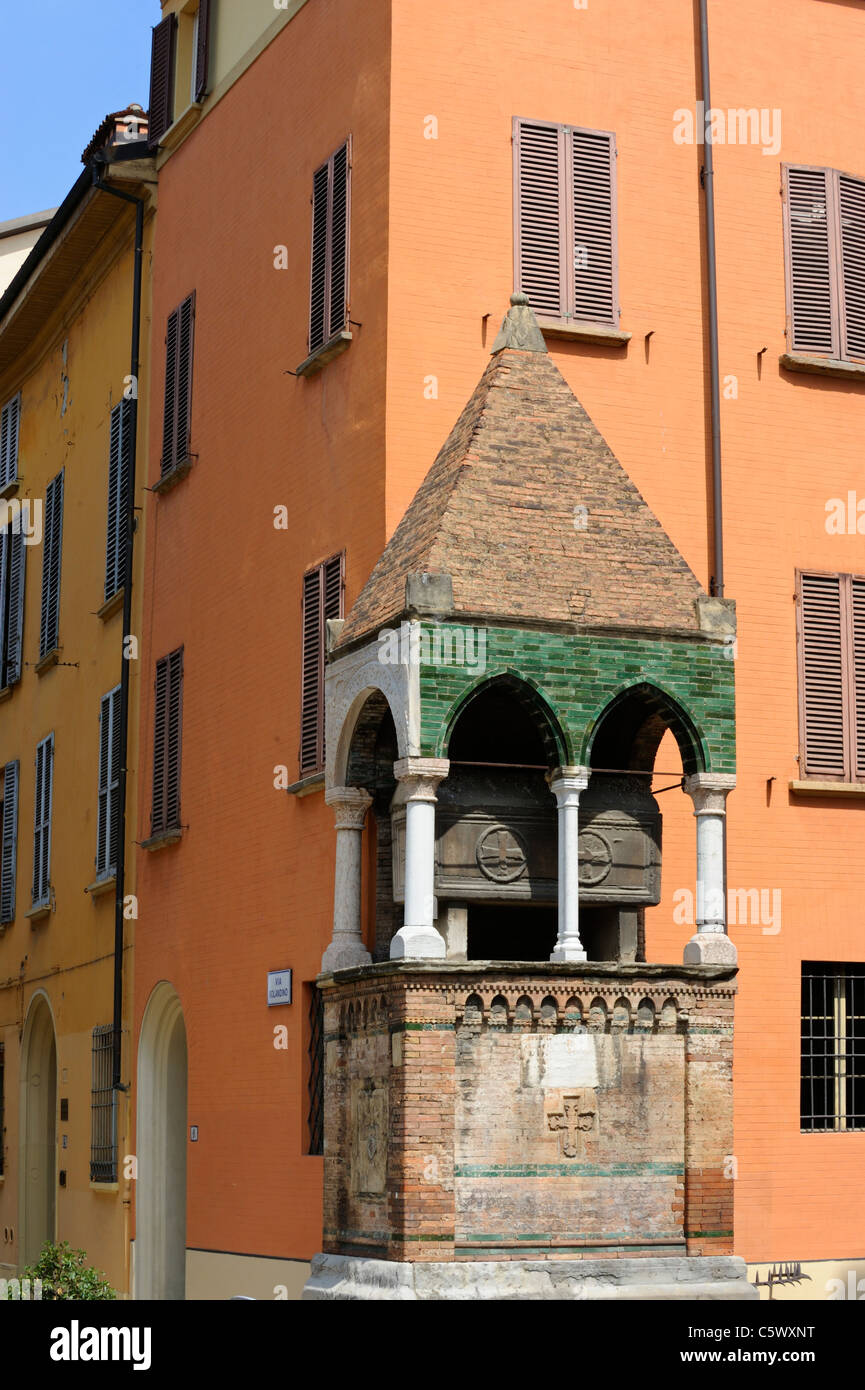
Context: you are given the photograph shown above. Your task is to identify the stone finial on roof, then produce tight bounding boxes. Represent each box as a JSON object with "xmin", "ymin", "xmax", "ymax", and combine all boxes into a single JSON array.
[{"xmin": 490, "ymin": 292, "xmax": 547, "ymax": 355}]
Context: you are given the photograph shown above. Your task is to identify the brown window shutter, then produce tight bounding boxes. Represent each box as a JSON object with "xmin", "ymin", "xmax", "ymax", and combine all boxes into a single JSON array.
[
  {"xmin": 852, "ymin": 577, "xmax": 865, "ymax": 781},
  {"xmin": 570, "ymin": 128, "xmax": 617, "ymax": 326},
  {"xmin": 514, "ymin": 118, "xmax": 567, "ymax": 320},
  {"xmin": 160, "ymin": 293, "xmax": 195, "ymax": 477},
  {"xmin": 152, "ymin": 648, "xmax": 183, "ymax": 834},
  {"xmin": 309, "ymin": 143, "xmax": 351, "ymax": 354},
  {"xmin": 300, "ymin": 554, "xmax": 344, "ymax": 775},
  {"xmin": 838, "ymin": 173, "xmax": 865, "ymax": 362},
  {"xmin": 148, "ymin": 14, "xmax": 177, "ymax": 151},
  {"xmin": 798, "ymin": 571, "xmax": 849, "ymax": 779},
  {"xmin": 194, "ymin": 0, "xmax": 212, "ymax": 104},
  {"xmin": 784, "ymin": 166, "xmax": 839, "ymax": 357},
  {"xmin": 309, "ymin": 163, "xmax": 329, "ymax": 355},
  {"xmin": 328, "ymin": 141, "xmax": 350, "ymax": 341}
]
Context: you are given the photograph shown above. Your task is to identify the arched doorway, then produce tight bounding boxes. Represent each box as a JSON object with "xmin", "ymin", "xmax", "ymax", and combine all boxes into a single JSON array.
[
  {"xmin": 19, "ymin": 992, "xmax": 57, "ymax": 1268},
  {"xmin": 136, "ymin": 983, "xmax": 187, "ymax": 1300}
]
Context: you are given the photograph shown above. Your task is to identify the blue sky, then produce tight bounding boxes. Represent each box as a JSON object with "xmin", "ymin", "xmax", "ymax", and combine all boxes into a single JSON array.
[{"xmin": 0, "ymin": 1, "xmax": 157, "ymax": 221}]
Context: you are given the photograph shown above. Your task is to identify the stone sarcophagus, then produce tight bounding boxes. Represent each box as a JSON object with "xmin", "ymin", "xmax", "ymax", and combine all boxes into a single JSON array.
[
  {"xmin": 303, "ymin": 960, "xmax": 756, "ymax": 1301},
  {"xmin": 391, "ymin": 769, "xmax": 661, "ymax": 908}
]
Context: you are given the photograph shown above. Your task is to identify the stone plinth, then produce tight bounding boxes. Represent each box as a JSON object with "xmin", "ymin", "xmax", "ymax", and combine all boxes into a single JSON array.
[{"xmin": 304, "ymin": 961, "xmax": 755, "ymax": 1301}]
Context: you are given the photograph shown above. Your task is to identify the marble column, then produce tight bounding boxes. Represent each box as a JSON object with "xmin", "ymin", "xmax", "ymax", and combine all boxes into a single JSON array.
[
  {"xmin": 321, "ymin": 786, "xmax": 373, "ymax": 972},
  {"xmin": 549, "ymin": 766, "xmax": 590, "ymax": 963},
  {"xmin": 390, "ymin": 757, "xmax": 450, "ymax": 960},
  {"xmin": 683, "ymin": 773, "xmax": 737, "ymax": 965}
]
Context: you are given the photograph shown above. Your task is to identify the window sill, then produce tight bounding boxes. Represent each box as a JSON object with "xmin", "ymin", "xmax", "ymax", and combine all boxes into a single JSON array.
[
  {"xmin": 26, "ymin": 902, "xmax": 52, "ymax": 923},
  {"xmin": 97, "ymin": 590, "xmax": 124, "ymax": 621},
  {"xmin": 779, "ymin": 353, "xmax": 865, "ymax": 381},
  {"xmin": 0, "ymin": 685, "xmax": 12, "ymax": 704},
  {"xmin": 153, "ymin": 458, "xmax": 193, "ymax": 495},
  {"xmin": 295, "ymin": 330, "xmax": 352, "ymax": 377},
  {"xmin": 0, "ymin": 478, "xmax": 19, "ymax": 501},
  {"xmin": 790, "ymin": 779, "xmax": 865, "ymax": 799},
  {"xmin": 537, "ymin": 319, "xmax": 631, "ymax": 346},
  {"xmin": 85, "ymin": 875, "xmax": 116, "ymax": 898},
  {"xmin": 141, "ymin": 828, "xmax": 183, "ymax": 851},
  {"xmin": 35, "ymin": 648, "xmax": 60, "ymax": 676},
  {"xmin": 157, "ymin": 102, "xmax": 203, "ymax": 153},
  {"xmin": 287, "ymin": 772, "xmax": 325, "ymax": 797},
  {"xmin": 90, "ymin": 1180, "xmax": 119, "ymax": 1193}
]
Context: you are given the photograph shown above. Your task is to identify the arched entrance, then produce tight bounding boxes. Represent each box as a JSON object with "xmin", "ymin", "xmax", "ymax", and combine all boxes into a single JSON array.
[
  {"xmin": 19, "ymin": 992, "xmax": 57, "ymax": 1268},
  {"xmin": 136, "ymin": 983, "xmax": 187, "ymax": 1300}
]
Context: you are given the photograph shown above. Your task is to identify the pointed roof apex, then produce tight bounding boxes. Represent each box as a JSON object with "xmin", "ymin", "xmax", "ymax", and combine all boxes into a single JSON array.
[{"xmin": 490, "ymin": 292, "xmax": 547, "ymax": 355}]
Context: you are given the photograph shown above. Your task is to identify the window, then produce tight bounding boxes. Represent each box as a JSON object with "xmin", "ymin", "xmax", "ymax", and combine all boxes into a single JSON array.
[
  {"xmin": 0, "ymin": 393, "xmax": 20, "ymax": 491},
  {"xmin": 90, "ymin": 1025, "xmax": 117, "ymax": 1182},
  {"xmin": 148, "ymin": 13, "xmax": 177, "ymax": 149},
  {"xmin": 160, "ymin": 294, "xmax": 195, "ymax": 480},
  {"xmin": 300, "ymin": 554, "xmax": 344, "ymax": 774},
  {"xmin": 97, "ymin": 687, "xmax": 121, "ymax": 880},
  {"xmin": 513, "ymin": 118, "xmax": 618, "ymax": 327},
  {"xmin": 39, "ymin": 469, "xmax": 64, "ymax": 659},
  {"xmin": 105, "ymin": 399, "xmax": 133, "ymax": 603},
  {"xmin": 32, "ymin": 733, "xmax": 54, "ymax": 909},
  {"xmin": 151, "ymin": 648, "xmax": 183, "ymax": 836},
  {"xmin": 307, "ymin": 985, "xmax": 324, "ymax": 1156},
  {"xmin": 783, "ymin": 165, "xmax": 865, "ymax": 363},
  {"xmin": 802, "ymin": 963, "xmax": 865, "ymax": 1131},
  {"xmin": 0, "ymin": 760, "xmax": 19, "ymax": 924},
  {"xmin": 796, "ymin": 570, "xmax": 865, "ymax": 782},
  {"xmin": 0, "ymin": 520, "xmax": 26, "ymax": 688},
  {"xmin": 309, "ymin": 141, "xmax": 351, "ymax": 356}
]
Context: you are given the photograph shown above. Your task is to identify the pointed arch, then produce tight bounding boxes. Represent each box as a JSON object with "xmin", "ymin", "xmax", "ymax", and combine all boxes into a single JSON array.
[
  {"xmin": 136, "ymin": 981, "xmax": 187, "ymax": 1300},
  {"xmin": 438, "ymin": 670, "xmax": 569, "ymax": 767},
  {"xmin": 19, "ymin": 991, "xmax": 57, "ymax": 1267},
  {"xmin": 584, "ymin": 680, "xmax": 708, "ymax": 775}
]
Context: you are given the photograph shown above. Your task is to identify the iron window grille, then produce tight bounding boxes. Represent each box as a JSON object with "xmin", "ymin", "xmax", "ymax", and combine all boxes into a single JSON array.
[
  {"xmin": 90, "ymin": 1024, "xmax": 118, "ymax": 1182},
  {"xmin": 307, "ymin": 987, "xmax": 324, "ymax": 1156},
  {"xmin": 801, "ymin": 962, "xmax": 865, "ymax": 1131}
]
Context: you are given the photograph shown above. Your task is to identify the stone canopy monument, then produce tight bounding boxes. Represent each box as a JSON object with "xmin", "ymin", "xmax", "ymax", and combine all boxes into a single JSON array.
[{"xmin": 303, "ymin": 295, "xmax": 754, "ymax": 1301}]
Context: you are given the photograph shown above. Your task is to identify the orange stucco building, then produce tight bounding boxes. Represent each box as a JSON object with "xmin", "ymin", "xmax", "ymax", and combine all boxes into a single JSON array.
[{"xmin": 133, "ymin": 0, "xmax": 864, "ymax": 1299}]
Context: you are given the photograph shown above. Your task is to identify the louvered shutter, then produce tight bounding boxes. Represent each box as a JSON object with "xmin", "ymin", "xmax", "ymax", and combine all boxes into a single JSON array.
[
  {"xmin": 97, "ymin": 687, "xmax": 121, "ymax": 878},
  {"xmin": 514, "ymin": 119, "xmax": 566, "ymax": 319},
  {"xmin": 300, "ymin": 568, "xmax": 323, "ymax": 772},
  {"xmin": 105, "ymin": 399, "xmax": 132, "ymax": 601},
  {"xmin": 152, "ymin": 650, "xmax": 183, "ymax": 835},
  {"xmin": 148, "ymin": 14, "xmax": 176, "ymax": 150},
  {"xmin": 852, "ymin": 578, "xmax": 865, "ymax": 781},
  {"xmin": 799, "ymin": 572, "xmax": 848, "ymax": 778},
  {"xmin": 161, "ymin": 294, "xmax": 194, "ymax": 477},
  {"xmin": 194, "ymin": 0, "xmax": 212, "ymax": 103},
  {"xmin": 839, "ymin": 174, "xmax": 865, "ymax": 362},
  {"xmin": 0, "ymin": 760, "xmax": 19, "ymax": 924},
  {"xmin": 571, "ymin": 128, "xmax": 617, "ymax": 326},
  {"xmin": 0, "ymin": 394, "xmax": 20, "ymax": 490},
  {"xmin": 328, "ymin": 142, "xmax": 350, "ymax": 341},
  {"xmin": 785, "ymin": 167, "xmax": 838, "ymax": 357},
  {"xmin": 4, "ymin": 527, "xmax": 25, "ymax": 686},
  {"xmin": 32, "ymin": 734, "xmax": 53, "ymax": 907},
  {"xmin": 39, "ymin": 469, "xmax": 64, "ymax": 658},
  {"xmin": 310, "ymin": 163, "xmax": 330, "ymax": 354}
]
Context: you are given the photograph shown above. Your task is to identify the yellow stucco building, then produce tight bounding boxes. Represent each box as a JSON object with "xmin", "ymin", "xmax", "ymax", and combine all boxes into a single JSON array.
[{"xmin": 0, "ymin": 109, "xmax": 154, "ymax": 1297}]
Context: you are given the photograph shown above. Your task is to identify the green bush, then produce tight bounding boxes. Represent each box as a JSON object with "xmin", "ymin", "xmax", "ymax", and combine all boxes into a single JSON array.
[{"xmin": 13, "ymin": 1241, "xmax": 116, "ymax": 1300}]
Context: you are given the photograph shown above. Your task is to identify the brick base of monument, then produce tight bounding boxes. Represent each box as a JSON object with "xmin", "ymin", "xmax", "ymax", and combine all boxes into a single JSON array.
[{"xmin": 303, "ymin": 961, "xmax": 756, "ymax": 1302}]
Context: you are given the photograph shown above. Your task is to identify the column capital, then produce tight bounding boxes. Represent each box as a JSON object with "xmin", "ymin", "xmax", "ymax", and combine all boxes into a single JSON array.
[
  {"xmin": 683, "ymin": 772, "xmax": 736, "ymax": 815},
  {"xmin": 547, "ymin": 766, "xmax": 590, "ymax": 803},
  {"xmin": 393, "ymin": 757, "xmax": 450, "ymax": 802},
  {"xmin": 325, "ymin": 785, "xmax": 373, "ymax": 830}
]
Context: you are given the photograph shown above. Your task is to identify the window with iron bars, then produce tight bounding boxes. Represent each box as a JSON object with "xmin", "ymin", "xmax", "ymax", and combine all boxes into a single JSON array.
[
  {"xmin": 307, "ymin": 987, "xmax": 324, "ymax": 1155},
  {"xmin": 801, "ymin": 963, "xmax": 865, "ymax": 1131},
  {"xmin": 90, "ymin": 1024, "xmax": 118, "ymax": 1181}
]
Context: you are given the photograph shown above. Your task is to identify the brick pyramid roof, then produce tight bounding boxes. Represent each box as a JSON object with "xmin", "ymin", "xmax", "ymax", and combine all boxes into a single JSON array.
[{"xmin": 338, "ymin": 294, "xmax": 707, "ymax": 646}]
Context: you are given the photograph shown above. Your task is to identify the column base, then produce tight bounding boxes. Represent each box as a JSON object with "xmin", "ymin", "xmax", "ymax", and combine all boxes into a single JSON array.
[
  {"xmin": 389, "ymin": 924, "xmax": 447, "ymax": 960},
  {"xmin": 683, "ymin": 932, "xmax": 738, "ymax": 965},
  {"xmin": 321, "ymin": 939, "xmax": 372, "ymax": 972},
  {"xmin": 549, "ymin": 943, "xmax": 587, "ymax": 963},
  {"xmin": 302, "ymin": 1253, "xmax": 757, "ymax": 1301}
]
